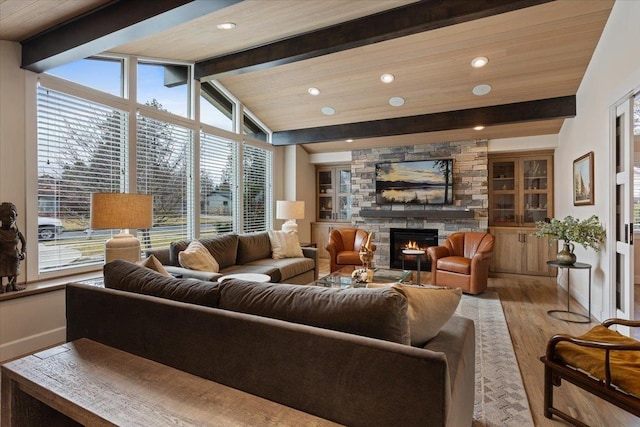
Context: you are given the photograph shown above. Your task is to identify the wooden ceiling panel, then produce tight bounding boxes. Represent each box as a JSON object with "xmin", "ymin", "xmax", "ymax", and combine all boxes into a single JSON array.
[
  {"xmin": 218, "ymin": 0, "xmax": 613, "ymax": 134},
  {"xmin": 111, "ymin": 0, "xmax": 418, "ymax": 61},
  {"xmin": 0, "ymin": 0, "xmax": 111, "ymax": 41}
]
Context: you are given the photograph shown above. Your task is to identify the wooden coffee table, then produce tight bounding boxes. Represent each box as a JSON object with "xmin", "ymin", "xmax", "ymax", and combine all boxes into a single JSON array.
[{"xmin": 313, "ymin": 266, "xmax": 411, "ymax": 288}]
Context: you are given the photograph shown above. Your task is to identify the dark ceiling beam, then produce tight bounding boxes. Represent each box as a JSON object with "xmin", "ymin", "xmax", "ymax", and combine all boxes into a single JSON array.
[
  {"xmin": 21, "ymin": 0, "xmax": 242, "ymax": 73},
  {"xmin": 271, "ymin": 96, "xmax": 576, "ymax": 145},
  {"xmin": 195, "ymin": 0, "xmax": 554, "ymax": 80}
]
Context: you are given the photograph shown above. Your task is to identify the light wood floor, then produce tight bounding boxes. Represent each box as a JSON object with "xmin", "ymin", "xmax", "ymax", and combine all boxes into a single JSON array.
[{"xmin": 318, "ymin": 260, "xmax": 640, "ymax": 427}]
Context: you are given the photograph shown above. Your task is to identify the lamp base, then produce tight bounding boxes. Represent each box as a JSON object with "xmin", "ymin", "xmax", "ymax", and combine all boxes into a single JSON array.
[
  {"xmin": 105, "ymin": 231, "xmax": 141, "ymax": 263},
  {"xmin": 281, "ymin": 220, "xmax": 298, "ymax": 234}
]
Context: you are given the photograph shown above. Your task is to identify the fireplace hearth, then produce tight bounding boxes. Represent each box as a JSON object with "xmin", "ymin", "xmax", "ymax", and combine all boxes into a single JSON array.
[{"xmin": 389, "ymin": 228, "xmax": 438, "ymax": 270}]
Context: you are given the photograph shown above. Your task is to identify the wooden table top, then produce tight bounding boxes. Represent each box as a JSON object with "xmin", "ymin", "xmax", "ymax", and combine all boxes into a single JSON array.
[{"xmin": 1, "ymin": 339, "xmax": 339, "ymax": 426}]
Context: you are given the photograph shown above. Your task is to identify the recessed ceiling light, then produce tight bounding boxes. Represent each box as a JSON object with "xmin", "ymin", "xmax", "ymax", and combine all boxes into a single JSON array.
[
  {"xmin": 389, "ymin": 96, "xmax": 405, "ymax": 107},
  {"xmin": 474, "ymin": 125, "xmax": 485, "ymax": 131},
  {"xmin": 345, "ymin": 139, "xmax": 354, "ymax": 143},
  {"xmin": 216, "ymin": 22, "xmax": 236, "ymax": 30},
  {"xmin": 472, "ymin": 84, "xmax": 492, "ymax": 96},
  {"xmin": 471, "ymin": 56, "xmax": 489, "ymax": 68},
  {"xmin": 308, "ymin": 87, "xmax": 320, "ymax": 96},
  {"xmin": 321, "ymin": 106, "xmax": 336, "ymax": 116},
  {"xmin": 380, "ymin": 73, "xmax": 395, "ymax": 83}
]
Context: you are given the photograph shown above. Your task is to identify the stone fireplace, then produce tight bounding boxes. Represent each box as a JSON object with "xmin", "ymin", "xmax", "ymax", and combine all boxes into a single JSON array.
[
  {"xmin": 348, "ymin": 140, "xmax": 489, "ymax": 269},
  {"xmin": 389, "ymin": 228, "xmax": 438, "ymax": 270}
]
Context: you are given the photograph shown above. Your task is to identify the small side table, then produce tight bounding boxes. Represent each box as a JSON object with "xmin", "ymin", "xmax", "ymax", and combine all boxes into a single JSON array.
[
  {"xmin": 218, "ymin": 273, "xmax": 271, "ymax": 283},
  {"xmin": 546, "ymin": 260, "xmax": 592, "ymax": 324},
  {"xmin": 402, "ymin": 249, "xmax": 426, "ymax": 286}
]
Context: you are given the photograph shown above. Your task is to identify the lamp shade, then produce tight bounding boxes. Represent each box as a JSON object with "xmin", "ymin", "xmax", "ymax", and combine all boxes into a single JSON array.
[
  {"xmin": 276, "ymin": 200, "xmax": 305, "ymax": 220},
  {"xmin": 91, "ymin": 193, "xmax": 153, "ymax": 230}
]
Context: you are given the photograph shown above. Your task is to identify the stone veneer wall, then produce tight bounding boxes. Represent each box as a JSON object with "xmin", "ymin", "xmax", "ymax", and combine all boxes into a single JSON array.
[{"xmin": 350, "ymin": 140, "xmax": 488, "ymax": 269}]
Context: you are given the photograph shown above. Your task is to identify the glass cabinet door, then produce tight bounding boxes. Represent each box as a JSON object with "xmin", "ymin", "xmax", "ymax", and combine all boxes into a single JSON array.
[
  {"xmin": 491, "ymin": 161, "xmax": 516, "ymax": 224},
  {"xmin": 522, "ymin": 158, "xmax": 550, "ymax": 224},
  {"xmin": 316, "ymin": 166, "xmax": 352, "ymax": 222}
]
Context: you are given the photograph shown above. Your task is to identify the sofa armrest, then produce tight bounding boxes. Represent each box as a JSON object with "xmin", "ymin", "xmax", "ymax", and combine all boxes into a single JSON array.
[{"xmin": 302, "ymin": 247, "xmax": 319, "ymax": 280}]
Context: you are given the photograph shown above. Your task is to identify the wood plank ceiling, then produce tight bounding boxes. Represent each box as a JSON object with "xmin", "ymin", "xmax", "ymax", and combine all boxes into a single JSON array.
[{"xmin": 0, "ymin": 0, "xmax": 615, "ymax": 153}]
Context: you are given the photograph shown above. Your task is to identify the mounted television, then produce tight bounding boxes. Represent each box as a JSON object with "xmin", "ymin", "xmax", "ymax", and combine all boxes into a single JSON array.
[{"xmin": 375, "ymin": 159, "xmax": 454, "ymax": 205}]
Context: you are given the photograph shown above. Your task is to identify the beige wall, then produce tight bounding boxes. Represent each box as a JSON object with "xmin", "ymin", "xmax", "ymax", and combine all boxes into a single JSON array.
[{"xmin": 554, "ymin": 0, "xmax": 640, "ymax": 321}]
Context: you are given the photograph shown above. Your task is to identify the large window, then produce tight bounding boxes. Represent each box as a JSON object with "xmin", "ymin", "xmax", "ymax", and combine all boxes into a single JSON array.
[
  {"xmin": 136, "ymin": 113, "xmax": 192, "ymax": 249},
  {"xmin": 38, "ymin": 57, "xmax": 273, "ymax": 275},
  {"xmin": 47, "ymin": 57, "xmax": 124, "ymax": 97},
  {"xmin": 200, "ymin": 132, "xmax": 236, "ymax": 237},
  {"xmin": 37, "ymin": 85, "xmax": 128, "ymax": 272},
  {"xmin": 243, "ymin": 143, "xmax": 272, "ymax": 232}
]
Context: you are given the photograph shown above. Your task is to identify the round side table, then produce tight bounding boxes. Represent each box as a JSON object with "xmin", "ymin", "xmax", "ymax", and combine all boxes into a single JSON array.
[
  {"xmin": 402, "ymin": 249, "xmax": 426, "ymax": 286},
  {"xmin": 546, "ymin": 260, "xmax": 592, "ymax": 323}
]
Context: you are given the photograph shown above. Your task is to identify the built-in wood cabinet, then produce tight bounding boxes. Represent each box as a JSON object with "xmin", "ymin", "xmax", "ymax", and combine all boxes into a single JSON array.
[
  {"xmin": 490, "ymin": 227, "xmax": 557, "ymax": 276},
  {"xmin": 489, "ymin": 152, "xmax": 553, "ymax": 227},
  {"xmin": 489, "ymin": 151, "xmax": 555, "ymax": 276},
  {"xmin": 317, "ymin": 166, "xmax": 351, "ymax": 222},
  {"xmin": 312, "ymin": 222, "xmax": 344, "ymax": 259}
]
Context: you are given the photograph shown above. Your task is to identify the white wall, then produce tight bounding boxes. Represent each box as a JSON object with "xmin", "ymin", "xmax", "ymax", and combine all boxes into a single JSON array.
[{"xmin": 554, "ymin": 0, "xmax": 640, "ymax": 321}]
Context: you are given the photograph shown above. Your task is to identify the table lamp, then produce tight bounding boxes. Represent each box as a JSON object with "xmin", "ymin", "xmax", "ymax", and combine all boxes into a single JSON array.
[
  {"xmin": 276, "ymin": 200, "xmax": 305, "ymax": 233},
  {"xmin": 91, "ymin": 193, "xmax": 153, "ymax": 263}
]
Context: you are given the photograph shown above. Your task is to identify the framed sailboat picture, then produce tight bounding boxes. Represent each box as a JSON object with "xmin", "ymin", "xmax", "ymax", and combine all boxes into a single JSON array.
[{"xmin": 573, "ymin": 151, "xmax": 594, "ymax": 206}]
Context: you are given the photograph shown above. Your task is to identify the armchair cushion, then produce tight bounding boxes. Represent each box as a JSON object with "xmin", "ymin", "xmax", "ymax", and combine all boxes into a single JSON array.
[
  {"xmin": 555, "ymin": 325, "xmax": 640, "ymax": 397},
  {"xmin": 437, "ymin": 256, "xmax": 471, "ymax": 275}
]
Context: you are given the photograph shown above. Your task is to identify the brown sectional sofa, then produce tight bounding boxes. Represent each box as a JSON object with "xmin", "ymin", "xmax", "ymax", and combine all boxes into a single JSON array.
[
  {"xmin": 65, "ymin": 260, "xmax": 475, "ymax": 427},
  {"xmin": 145, "ymin": 231, "xmax": 318, "ymax": 284}
]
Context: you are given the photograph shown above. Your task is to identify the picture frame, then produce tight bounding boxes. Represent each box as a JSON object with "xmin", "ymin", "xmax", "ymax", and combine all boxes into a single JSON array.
[{"xmin": 573, "ymin": 151, "xmax": 594, "ymax": 206}]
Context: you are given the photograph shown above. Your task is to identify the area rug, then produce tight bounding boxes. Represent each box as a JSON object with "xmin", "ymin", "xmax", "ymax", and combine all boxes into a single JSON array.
[{"xmin": 456, "ymin": 292, "xmax": 534, "ymax": 427}]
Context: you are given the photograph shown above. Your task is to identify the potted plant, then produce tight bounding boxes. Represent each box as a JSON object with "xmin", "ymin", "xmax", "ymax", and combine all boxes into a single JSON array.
[{"xmin": 533, "ymin": 215, "xmax": 606, "ymax": 265}]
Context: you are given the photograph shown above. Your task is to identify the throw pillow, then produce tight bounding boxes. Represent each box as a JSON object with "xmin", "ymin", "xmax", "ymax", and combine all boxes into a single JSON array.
[
  {"xmin": 391, "ymin": 284, "xmax": 462, "ymax": 346},
  {"xmin": 136, "ymin": 254, "xmax": 171, "ymax": 277},
  {"xmin": 178, "ymin": 240, "xmax": 220, "ymax": 272},
  {"xmin": 268, "ymin": 230, "xmax": 304, "ymax": 259}
]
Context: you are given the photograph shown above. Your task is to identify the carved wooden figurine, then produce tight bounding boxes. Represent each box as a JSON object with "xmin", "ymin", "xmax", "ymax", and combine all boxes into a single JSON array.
[{"xmin": 0, "ymin": 202, "xmax": 26, "ymax": 292}]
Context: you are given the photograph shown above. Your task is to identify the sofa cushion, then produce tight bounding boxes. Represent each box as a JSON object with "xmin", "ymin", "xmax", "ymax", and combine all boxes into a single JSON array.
[
  {"xmin": 137, "ymin": 254, "xmax": 170, "ymax": 276},
  {"xmin": 244, "ymin": 257, "xmax": 314, "ymax": 282},
  {"xmin": 268, "ymin": 230, "xmax": 304, "ymax": 259},
  {"xmin": 237, "ymin": 232, "xmax": 272, "ymax": 264},
  {"xmin": 104, "ymin": 260, "xmax": 220, "ymax": 308},
  {"xmin": 217, "ymin": 280, "xmax": 410, "ymax": 344},
  {"xmin": 200, "ymin": 234, "xmax": 239, "ymax": 269},
  {"xmin": 392, "ymin": 284, "xmax": 462, "ymax": 346},
  {"xmin": 178, "ymin": 241, "xmax": 220, "ymax": 272},
  {"xmin": 170, "ymin": 234, "xmax": 239, "ymax": 269}
]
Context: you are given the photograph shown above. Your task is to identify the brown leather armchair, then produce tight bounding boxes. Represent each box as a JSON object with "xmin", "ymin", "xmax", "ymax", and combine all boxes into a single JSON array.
[
  {"xmin": 326, "ymin": 228, "xmax": 376, "ymax": 273},
  {"xmin": 427, "ymin": 232, "xmax": 494, "ymax": 295}
]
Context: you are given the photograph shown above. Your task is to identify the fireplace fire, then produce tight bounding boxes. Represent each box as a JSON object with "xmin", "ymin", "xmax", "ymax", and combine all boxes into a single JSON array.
[{"xmin": 389, "ymin": 228, "xmax": 438, "ymax": 270}]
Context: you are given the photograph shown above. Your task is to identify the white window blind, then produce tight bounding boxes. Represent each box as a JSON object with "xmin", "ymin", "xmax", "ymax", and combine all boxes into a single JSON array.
[
  {"xmin": 136, "ymin": 113, "xmax": 192, "ymax": 250},
  {"xmin": 634, "ymin": 166, "xmax": 640, "ymax": 231},
  {"xmin": 242, "ymin": 143, "xmax": 272, "ymax": 232},
  {"xmin": 200, "ymin": 131, "xmax": 236, "ymax": 237},
  {"xmin": 37, "ymin": 84, "xmax": 128, "ymax": 272}
]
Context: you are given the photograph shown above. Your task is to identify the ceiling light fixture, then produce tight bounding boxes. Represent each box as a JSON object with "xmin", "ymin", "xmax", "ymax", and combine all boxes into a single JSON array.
[
  {"xmin": 474, "ymin": 125, "xmax": 485, "ymax": 131},
  {"xmin": 321, "ymin": 106, "xmax": 336, "ymax": 116},
  {"xmin": 471, "ymin": 56, "xmax": 489, "ymax": 68},
  {"xmin": 216, "ymin": 22, "xmax": 236, "ymax": 30},
  {"xmin": 380, "ymin": 73, "xmax": 395, "ymax": 83},
  {"xmin": 472, "ymin": 84, "xmax": 492, "ymax": 96},
  {"xmin": 308, "ymin": 87, "xmax": 320, "ymax": 96},
  {"xmin": 389, "ymin": 96, "xmax": 405, "ymax": 107}
]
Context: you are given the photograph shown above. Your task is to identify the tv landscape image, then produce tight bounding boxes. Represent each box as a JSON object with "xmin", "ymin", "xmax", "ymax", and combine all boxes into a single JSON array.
[{"xmin": 375, "ymin": 159, "xmax": 453, "ymax": 205}]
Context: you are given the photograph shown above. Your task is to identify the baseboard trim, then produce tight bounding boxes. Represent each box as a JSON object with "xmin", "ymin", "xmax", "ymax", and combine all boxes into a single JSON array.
[{"xmin": 0, "ymin": 326, "xmax": 66, "ymax": 362}]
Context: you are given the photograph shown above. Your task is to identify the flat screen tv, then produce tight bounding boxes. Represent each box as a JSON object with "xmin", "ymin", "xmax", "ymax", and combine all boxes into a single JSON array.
[{"xmin": 375, "ymin": 159, "xmax": 454, "ymax": 205}]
